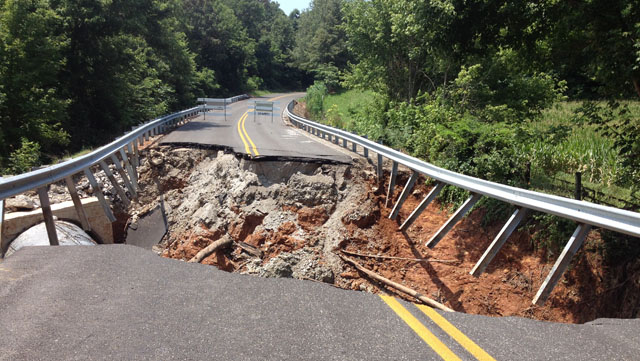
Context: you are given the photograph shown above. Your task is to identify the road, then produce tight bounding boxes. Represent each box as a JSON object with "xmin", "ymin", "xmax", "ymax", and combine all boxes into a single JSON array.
[
  {"xmin": 1, "ymin": 246, "xmax": 638, "ymax": 360},
  {"xmin": 160, "ymin": 93, "xmax": 352, "ymax": 163}
]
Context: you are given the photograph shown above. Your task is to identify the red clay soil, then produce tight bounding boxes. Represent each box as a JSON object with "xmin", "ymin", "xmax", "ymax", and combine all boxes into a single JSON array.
[{"xmin": 338, "ymin": 174, "xmax": 640, "ymax": 324}]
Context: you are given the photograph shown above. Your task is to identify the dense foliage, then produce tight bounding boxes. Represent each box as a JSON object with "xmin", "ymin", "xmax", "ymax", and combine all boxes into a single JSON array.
[
  {"xmin": 303, "ymin": 0, "xmax": 640, "ymax": 206},
  {"xmin": 0, "ymin": 0, "xmax": 307, "ymax": 173}
]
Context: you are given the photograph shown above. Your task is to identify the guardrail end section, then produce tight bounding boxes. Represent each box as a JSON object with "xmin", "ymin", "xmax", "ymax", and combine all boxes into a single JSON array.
[{"xmin": 533, "ymin": 223, "xmax": 591, "ymax": 306}]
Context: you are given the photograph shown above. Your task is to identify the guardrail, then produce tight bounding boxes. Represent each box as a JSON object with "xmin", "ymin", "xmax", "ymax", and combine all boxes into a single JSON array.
[
  {"xmin": 284, "ymin": 100, "xmax": 640, "ymax": 305},
  {"xmin": 0, "ymin": 95, "xmax": 248, "ymax": 256}
]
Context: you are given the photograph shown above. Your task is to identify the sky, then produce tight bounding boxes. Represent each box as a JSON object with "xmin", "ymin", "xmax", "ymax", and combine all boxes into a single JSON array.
[{"xmin": 275, "ymin": 0, "xmax": 311, "ymax": 15}]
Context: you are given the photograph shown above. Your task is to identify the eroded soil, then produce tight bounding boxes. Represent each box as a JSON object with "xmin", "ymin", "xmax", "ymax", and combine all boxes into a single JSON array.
[{"xmin": 127, "ymin": 141, "xmax": 640, "ymax": 324}]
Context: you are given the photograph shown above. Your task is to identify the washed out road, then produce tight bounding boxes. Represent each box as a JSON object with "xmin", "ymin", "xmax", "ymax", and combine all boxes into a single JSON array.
[
  {"xmin": 1, "ymin": 246, "xmax": 639, "ymax": 360},
  {"xmin": 161, "ymin": 93, "xmax": 352, "ymax": 163}
]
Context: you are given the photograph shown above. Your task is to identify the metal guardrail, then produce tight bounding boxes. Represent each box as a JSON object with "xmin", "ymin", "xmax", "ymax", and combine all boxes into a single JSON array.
[
  {"xmin": 0, "ymin": 95, "xmax": 248, "ymax": 255},
  {"xmin": 284, "ymin": 100, "xmax": 640, "ymax": 305}
]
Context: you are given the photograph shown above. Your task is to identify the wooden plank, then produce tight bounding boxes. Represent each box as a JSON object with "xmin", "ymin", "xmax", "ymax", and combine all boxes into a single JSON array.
[
  {"xmin": 110, "ymin": 154, "xmax": 137, "ymax": 198},
  {"xmin": 426, "ymin": 193, "xmax": 482, "ymax": 249},
  {"xmin": 84, "ymin": 168, "xmax": 117, "ymax": 223},
  {"xmin": 37, "ymin": 187, "xmax": 59, "ymax": 246},
  {"xmin": 119, "ymin": 148, "xmax": 138, "ymax": 189},
  {"xmin": 399, "ymin": 181, "xmax": 444, "ymax": 231},
  {"xmin": 99, "ymin": 161, "xmax": 131, "ymax": 207},
  {"xmin": 64, "ymin": 176, "xmax": 92, "ymax": 232},
  {"xmin": 533, "ymin": 224, "xmax": 591, "ymax": 306},
  {"xmin": 470, "ymin": 207, "xmax": 529, "ymax": 277},
  {"xmin": 385, "ymin": 161, "xmax": 399, "ymax": 208},
  {"xmin": 389, "ymin": 171, "xmax": 418, "ymax": 220}
]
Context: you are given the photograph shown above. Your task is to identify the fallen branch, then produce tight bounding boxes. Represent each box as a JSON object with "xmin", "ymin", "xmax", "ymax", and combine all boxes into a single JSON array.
[
  {"xmin": 236, "ymin": 241, "xmax": 263, "ymax": 258},
  {"xmin": 189, "ymin": 235, "xmax": 232, "ymax": 263},
  {"xmin": 338, "ymin": 254, "xmax": 454, "ymax": 312},
  {"xmin": 341, "ymin": 249, "xmax": 458, "ymax": 264}
]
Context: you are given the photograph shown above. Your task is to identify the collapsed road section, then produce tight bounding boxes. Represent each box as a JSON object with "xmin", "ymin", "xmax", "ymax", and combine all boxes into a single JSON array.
[{"xmin": 128, "ymin": 135, "xmax": 640, "ymax": 324}]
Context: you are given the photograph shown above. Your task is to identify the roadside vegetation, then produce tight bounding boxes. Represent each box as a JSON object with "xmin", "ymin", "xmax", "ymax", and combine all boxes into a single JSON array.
[{"xmin": 296, "ymin": 0, "xmax": 640, "ymax": 261}]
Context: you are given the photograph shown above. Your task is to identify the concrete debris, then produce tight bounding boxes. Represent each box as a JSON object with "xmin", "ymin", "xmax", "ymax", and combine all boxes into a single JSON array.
[{"xmin": 131, "ymin": 146, "xmax": 376, "ymax": 287}]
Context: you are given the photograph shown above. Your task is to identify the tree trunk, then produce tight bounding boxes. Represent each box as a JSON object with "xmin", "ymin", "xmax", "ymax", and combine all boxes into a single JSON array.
[{"xmin": 633, "ymin": 76, "xmax": 640, "ymax": 99}]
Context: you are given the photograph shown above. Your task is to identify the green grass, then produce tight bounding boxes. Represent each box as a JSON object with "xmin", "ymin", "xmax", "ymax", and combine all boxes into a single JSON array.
[
  {"xmin": 527, "ymin": 101, "xmax": 640, "ymax": 208},
  {"xmin": 318, "ymin": 89, "xmax": 377, "ymax": 129}
]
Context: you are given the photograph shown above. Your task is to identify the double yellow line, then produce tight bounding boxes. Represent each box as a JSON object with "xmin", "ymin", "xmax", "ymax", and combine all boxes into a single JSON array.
[
  {"xmin": 236, "ymin": 94, "xmax": 294, "ymax": 156},
  {"xmin": 380, "ymin": 295, "xmax": 495, "ymax": 361},
  {"xmin": 237, "ymin": 110, "xmax": 259, "ymax": 156}
]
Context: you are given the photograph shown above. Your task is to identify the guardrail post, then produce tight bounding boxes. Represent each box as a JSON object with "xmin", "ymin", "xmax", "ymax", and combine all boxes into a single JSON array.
[
  {"xmin": 119, "ymin": 148, "xmax": 138, "ymax": 187},
  {"xmin": 377, "ymin": 141, "xmax": 384, "ymax": 181},
  {"xmin": 385, "ymin": 161, "xmax": 399, "ymax": 208},
  {"xmin": 64, "ymin": 176, "xmax": 92, "ymax": 232},
  {"xmin": 389, "ymin": 171, "xmax": 418, "ymax": 220},
  {"xmin": 84, "ymin": 168, "xmax": 116, "ymax": 223},
  {"xmin": 37, "ymin": 187, "xmax": 59, "ymax": 246},
  {"xmin": 342, "ymin": 138, "xmax": 347, "ymax": 148},
  {"xmin": 426, "ymin": 193, "xmax": 482, "ymax": 248},
  {"xmin": 133, "ymin": 141, "xmax": 140, "ymax": 169},
  {"xmin": 363, "ymin": 136, "xmax": 369, "ymax": 158},
  {"xmin": 533, "ymin": 223, "xmax": 591, "ymax": 305},
  {"xmin": 470, "ymin": 207, "xmax": 529, "ymax": 276},
  {"xmin": 352, "ymin": 140, "xmax": 357, "ymax": 152},
  {"xmin": 575, "ymin": 172, "xmax": 582, "ymax": 200},
  {"xmin": 99, "ymin": 161, "xmax": 131, "ymax": 207},
  {"xmin": 0, "ymin": 199, "xmax": 6, "ymax": 254},
  {"xmin": 127, "ymin": 143, "xmax": 138, "ymax": 170},
  {"xmin": 110, "ymin": 154, "xmax": 137, "ymax": 198},
  {"xmin": 399, "ymin": 181, "xmax": 444, "ymax": 230}
]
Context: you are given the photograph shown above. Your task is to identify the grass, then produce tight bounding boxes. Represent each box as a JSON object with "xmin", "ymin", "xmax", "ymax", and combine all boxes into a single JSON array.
[
  {"xmin": 318, "ymin": 89, "xmax": 377, "ymax": 129},
  {"xmin": 526, "ymin": 101, "xmax": 640, "ymax": 209},
  {"xmin": 318, "ymin": 90, "xmax": 640, "ymax": 209}
]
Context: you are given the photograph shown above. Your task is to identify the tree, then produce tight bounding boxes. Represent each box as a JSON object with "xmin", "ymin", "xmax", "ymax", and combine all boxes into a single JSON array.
[
  {"xmin": 0, "ymin": 0, "xmax": 69, "ymax": 170},
  {"xmin": 293, "ymin": 0, "xmax": 349, "ymax": 75}
]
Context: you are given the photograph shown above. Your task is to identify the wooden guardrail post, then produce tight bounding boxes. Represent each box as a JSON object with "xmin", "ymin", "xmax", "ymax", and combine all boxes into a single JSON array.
[{"xmin": 37, "ymin": 187, "xmax": 59, "ymax": 246}]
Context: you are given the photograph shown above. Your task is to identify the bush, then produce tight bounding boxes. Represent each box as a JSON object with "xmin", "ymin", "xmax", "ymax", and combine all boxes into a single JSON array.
[
  {"xmin": 8, "ymin": 138, "xmax": 41, "ymax": 174},
  {"xmin": 305, "ymin": 82, "xmax": 328, "ymax": 118}
]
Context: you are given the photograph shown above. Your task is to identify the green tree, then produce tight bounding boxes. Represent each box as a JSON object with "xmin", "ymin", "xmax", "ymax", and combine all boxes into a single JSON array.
[
  {"xmin": 293, "ymin": 0, "xmax": 349, "ymax": 78},
  {"xmin": 0, "ymin": 0, "xmax": 69, "ymax": 171}
]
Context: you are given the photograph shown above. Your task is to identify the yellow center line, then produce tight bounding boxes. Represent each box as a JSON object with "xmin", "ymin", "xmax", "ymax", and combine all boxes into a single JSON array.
[
  {"xmin": 236, "ymin": 111, "xmax": 252, "ymax": 154},
  {"xmin": 242, "ymin": 110, "xmax": 259, "ymax": 156},
  {"xmin": 416, "ymin": 304, "xmax": 496, "ymax": 361},
  {"xmin": 380, "ymin": 295, "xmax": 462, "ymax": 361}
]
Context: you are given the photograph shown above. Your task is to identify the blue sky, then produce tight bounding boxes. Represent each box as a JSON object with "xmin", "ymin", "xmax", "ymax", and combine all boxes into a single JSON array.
[{"xmin": 275, "ymin": 0, "xmax": 311, "ymax": 15}]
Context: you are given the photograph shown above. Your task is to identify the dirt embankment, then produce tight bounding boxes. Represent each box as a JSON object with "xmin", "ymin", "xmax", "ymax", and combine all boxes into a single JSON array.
[{"xmin": 128, "ymin": 144, "xmax": 640, "ymax": 324}]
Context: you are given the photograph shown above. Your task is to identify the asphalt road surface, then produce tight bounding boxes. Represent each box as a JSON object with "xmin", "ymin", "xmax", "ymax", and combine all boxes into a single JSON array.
[
  {"xmin": 161, "ymin": 93, "xmax": 352, "ymax": 163},
  {"xmin": 1, "ymin": 246, "xmax": 638, "ymax": 360}
]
